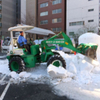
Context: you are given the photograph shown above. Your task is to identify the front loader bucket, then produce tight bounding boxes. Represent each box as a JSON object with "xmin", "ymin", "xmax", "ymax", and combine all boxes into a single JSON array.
[{"xmin": 77, "ymin": 43, "xmax": 98, "ymax": 59}]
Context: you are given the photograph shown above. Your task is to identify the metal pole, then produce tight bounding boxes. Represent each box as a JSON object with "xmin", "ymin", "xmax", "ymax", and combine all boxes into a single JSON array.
[
  {"xmin": 23, "ymin": 31, "xmax": 26, "ymax": 38},
  {"xmin": 10, "ymin": 31, "xmax": 13, "ymax": 52}
]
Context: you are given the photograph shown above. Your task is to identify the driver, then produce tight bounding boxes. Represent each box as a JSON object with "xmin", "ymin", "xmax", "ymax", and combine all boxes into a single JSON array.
[{"xmin": 18, "ymin": 31, "xmax": 31, "ymax": 53}]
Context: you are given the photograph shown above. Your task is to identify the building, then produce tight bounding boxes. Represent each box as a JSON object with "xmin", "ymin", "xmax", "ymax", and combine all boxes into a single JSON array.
[
  {"xmin": 16, "ymin": 0, "xmax": 21, "ymax": 24},
  {"xmin": 20, "ymin": 0, "xmax": 37, "ymax": 39},
  {"xmin": 21, "ymin": 0, "xmax": 37, "ymax": 27},
  {"xmin": 38, "ymin": 0, "xmax": 66, "ymax": 34},
  {"xmin": 21, "ymin": 0, "xmax": 26, "ymax": 24},
  {"xmin": 67, "ymin": 0, "xmax": 99, "ymax": 37},
  {"xmin": 26, "ymin": 0, "xmax": 37, "ymax": 26},
  {"xmin": 0, "ymin": 0, "xmax": 17, "ymax": 38}
]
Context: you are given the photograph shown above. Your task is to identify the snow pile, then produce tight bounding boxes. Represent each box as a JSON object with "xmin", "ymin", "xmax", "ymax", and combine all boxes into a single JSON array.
[
  {"xmin": 0, "ymin": 61, "xmax": 49, "ymax": 83},
  {"xmin": 0, "ymin": 59, "xmax": 10, "ymax": 74},
  {"xmin": 10, "ymin": 71, "xmax": 31, "ymax": 79},
  {"xmin": 47, "ymin": 52, "xmax": 100, "ymax": 85},
  {"xmin": 47, "ymin": 64, "xmax": 74, "ymax": 79},
  {"xmin": 47, "ymin": 64, "xmax": 74, "ymax": 85},
  {"xmin": 79, "ymin": 33, "xmax": 100, "ymax": 62}
]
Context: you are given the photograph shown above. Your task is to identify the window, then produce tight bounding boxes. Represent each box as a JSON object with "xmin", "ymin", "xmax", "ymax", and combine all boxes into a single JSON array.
[
  {"xmin": 69, "ymin": 32, "xmax": 75, "ymax": 37},
  {"xmin": 52, "ymin": 28, "xmax": 62, "ymax": 32},
  {"xmin": 40, "ymin": 11, "xmax": 48, "ymax": 16},
  {"xmin": 40, "ymin": 20, "xmax": 48, "ymax": 25},
  {"xmin": 52, "ymin": 18, "xmax": 62, "ymax": 23},
  {"xmin": 88, "ymin": 20, "xmax": 94, "ymax": 22},
  {"xmin": 52, "ymin": 9, "xmax": 62, "ymax": 14},
  {"xmin": 40, "ymin": 2, "xmax": 48, "ymax": 8},
  {"xmin": 88, "ymin": 9, "xmax": 94, "ymax": 12},
  {"xmin": 52, "ymin": 0, "xmax": 62, "ymax": 5},
  {"xmin": 69, "ymin": 21, "xmax": 84, "ymax": 26}
]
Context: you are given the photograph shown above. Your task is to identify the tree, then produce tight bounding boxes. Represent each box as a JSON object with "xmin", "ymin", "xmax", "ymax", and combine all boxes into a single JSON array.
[
  {"xmin": 74, "ymin": 23, "xmax": 98, "ymax": 46},
  {"xmin": 77, "ymin": 24, "xmax": 98, "ymax": 35},
  {"xmin": 21, "ymin": 12, "xmax": 35, "ymax": 26},
  {"xmin": 21, "ymin": 13, "xmax": 36, "ymax": 40}
]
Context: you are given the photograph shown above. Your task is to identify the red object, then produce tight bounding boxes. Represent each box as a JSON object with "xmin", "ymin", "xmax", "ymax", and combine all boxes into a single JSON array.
[{"xmin": 74, "ymin": 52, "xmax": 76, "ymax": 55}]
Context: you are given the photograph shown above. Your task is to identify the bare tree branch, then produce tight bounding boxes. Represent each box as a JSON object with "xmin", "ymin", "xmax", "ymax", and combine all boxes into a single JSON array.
[{"xmin": 21, "ymin": 13, "xmax": 35, "ymax": 26}]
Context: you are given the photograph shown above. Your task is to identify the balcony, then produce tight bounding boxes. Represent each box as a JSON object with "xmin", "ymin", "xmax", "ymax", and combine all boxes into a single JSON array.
[
  {"xmin": 0, "ymin": 23, "xmax": 2, "ymax": 27},
  {"xmin": 0, "ymin": 14, "xmax": 2, "ymax": 18},
  {"xmin": 0, "ymin": 6, "xmax": 2, "ymax": 10},
  {"xmin": 0, "ymin": 31, "xmax": 2, "ymax": 36}
]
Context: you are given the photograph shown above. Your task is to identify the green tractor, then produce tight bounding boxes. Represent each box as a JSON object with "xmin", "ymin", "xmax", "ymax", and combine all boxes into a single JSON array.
[{"xmin": 7, "ymin": 25, "xmax": 98, "ymax": 73}]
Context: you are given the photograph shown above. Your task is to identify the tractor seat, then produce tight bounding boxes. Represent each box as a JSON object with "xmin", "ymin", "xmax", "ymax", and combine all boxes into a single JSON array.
[{"xmin": 17, "ymin": 42, "xmax": 24, "ymax": 48}]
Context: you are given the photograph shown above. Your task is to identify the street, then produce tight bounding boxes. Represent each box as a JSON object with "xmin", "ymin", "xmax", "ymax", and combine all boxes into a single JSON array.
[
  {"xmin": 0, "ymin": 53, "xmax": 72, "ymax": 100},
  {"xmin": 0, "ymin": 76, "xmax": 71, "ymax": 100}
]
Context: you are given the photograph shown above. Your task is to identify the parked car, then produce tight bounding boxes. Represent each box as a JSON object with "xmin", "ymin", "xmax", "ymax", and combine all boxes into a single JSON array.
[
  {"xmin": 1, "ymin": 37, "xmax": 10, "ymax": 53},
  {"xmin": 55, "ymin": 38, "xmax": 75, "ymax": 53},
  {"xmin": 1, "ymin": 37, "xmax": 17, "ymax": 53}
]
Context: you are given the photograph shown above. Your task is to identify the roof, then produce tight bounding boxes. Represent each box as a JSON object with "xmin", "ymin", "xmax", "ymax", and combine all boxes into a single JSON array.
[
  {"xmin": 25, "ymin": 27, "xmax": 55, "ymax": 35},
  {"xmin": 8, "ymin": 25, "xmax": 55, "ymax": 35},
  {"xmin": 8, "ymin": 25, "xmax": 34, "ymax": 31}
]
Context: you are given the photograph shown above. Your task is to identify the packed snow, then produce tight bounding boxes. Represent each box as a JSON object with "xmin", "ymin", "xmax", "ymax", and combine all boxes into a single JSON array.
[{"xmin": 0, "ymin": 33, "xmax": 100, "ymax": 99}]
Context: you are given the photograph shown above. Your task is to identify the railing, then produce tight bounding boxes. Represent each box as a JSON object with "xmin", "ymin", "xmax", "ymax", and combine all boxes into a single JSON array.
[
  {"xmin": 0, "ymin": 6, "xmax": 2, "ymax": 10},
  {"xmin": 0, "ymin": 23, "xmax": 2, "ymax": 27},
  {"xmin": 0, "ymin": 31, "xmax": 2, "ymax": 36},
  {"xmin": 0, "ymin": 14, "xmax": 2, "ymax": 18}
]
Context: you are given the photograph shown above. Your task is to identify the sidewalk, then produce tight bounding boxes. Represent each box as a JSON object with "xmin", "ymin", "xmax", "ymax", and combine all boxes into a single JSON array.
[{"xmin": 0, "ymin": 52, "xmax": 7, "ymax": 59}]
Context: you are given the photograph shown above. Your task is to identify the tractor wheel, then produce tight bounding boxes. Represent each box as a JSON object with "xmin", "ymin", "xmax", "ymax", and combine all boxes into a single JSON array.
[
  {"xmin": 47, "ymin": 55, "xmax": 66, "ymax": 68},
  {"xmin": 85, "ymin": 48, "xmax": 96, "ymax": 59},
  {"xmin": 9, "ymin": 57, "xmax": 25, "ymax": 73},
  {"xmin": 53, "ymin": 52, "xmax": 60, "ymax": 56}
]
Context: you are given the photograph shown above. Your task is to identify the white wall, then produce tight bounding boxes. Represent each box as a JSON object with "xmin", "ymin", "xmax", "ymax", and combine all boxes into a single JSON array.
[
  {"xmin": 21, "ymin": 0, "xmax": 26, "ymax": 24},
  {"xmin": 67, "ymin": 0, "xmax": 99, "ymax": 36}
]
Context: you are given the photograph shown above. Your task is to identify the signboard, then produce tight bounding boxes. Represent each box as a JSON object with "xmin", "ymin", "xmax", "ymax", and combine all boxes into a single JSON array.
[{"xmin": 46, "ymin": 41, "xmax": 64, "ymax": 44}]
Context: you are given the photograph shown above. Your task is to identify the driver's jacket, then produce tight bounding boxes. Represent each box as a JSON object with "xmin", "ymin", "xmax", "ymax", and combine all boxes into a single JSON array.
[{"xmin": 18, "ymin": 35, "xmax": 27, "ymax": 46}]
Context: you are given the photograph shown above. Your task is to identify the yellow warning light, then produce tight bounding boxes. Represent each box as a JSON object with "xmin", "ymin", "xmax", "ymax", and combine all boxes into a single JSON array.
[{"xmin": 65, "ymin": 42, "xmax": 68, "ymax": 45}]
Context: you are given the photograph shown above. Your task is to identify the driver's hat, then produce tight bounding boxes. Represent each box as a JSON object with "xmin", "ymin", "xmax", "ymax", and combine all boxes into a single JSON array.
[{"xmin": 20, "ymin": 31, "xmax": 23, "ymax": 33}]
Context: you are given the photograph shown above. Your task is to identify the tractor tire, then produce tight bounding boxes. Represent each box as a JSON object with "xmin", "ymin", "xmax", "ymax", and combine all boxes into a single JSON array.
[
  {"xmin": 47, "ymin": 55, "xmax": 66, "ymax": 68},
  {"xmin": 85, "ymin": 48, "xmax": 96, "ymax": 59},
  {"xmin": 53, "ymin": 52, "xmax": 60, "ymax": 56},
  {"xmin": 9, "ymin": 57, "xmax": 25, "ymax": 73}
]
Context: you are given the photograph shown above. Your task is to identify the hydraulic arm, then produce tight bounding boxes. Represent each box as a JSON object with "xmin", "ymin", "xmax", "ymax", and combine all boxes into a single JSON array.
[{"xmin": 41, "ymin": 32, "xmax": 98, "ymax": 59}]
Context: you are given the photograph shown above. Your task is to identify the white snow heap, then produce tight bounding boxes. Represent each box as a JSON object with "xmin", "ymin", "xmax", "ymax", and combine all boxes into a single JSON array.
[
  {"xmin": 47, "ymin": 64, "xmax": 67, "ymax": 79},
  {"xmin": 79, "ymin": 33, "xmax": 100, "ymax": 62},
  {"xmin": 47, "ymin": 64, "xmax": 74, "ymax": 79},
  {"xmin": 19, "ymin": 72, "xmax": 31, "ymax": 78},
  {"xmin": 67, "ymin": 62, "xmax": 77, "ymax": 74},
  {"xmin": 72, "ymin": 54, "xmax": 94, "ymax": 73},
  {"xmin": 79, "ymin": 33, "xmax": 100, "ymax": 45},
  {"xmin": 10, "ymin": 71, "xmax": 19, "ymax": 79}
]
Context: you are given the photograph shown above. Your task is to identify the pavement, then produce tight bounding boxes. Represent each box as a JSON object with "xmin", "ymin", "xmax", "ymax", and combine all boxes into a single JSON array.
[
  {"xmin": 0, "ymin": 55, "xmax": 73, "ymax": 100},
  {"xmin": 0, "ymin": 52, "xmax": 7, "ymax": 59},
  {"xmin": 0, "ymin": 75, "xmax": 71, "ymax": 100},
  {"xmin": 3, "ymin": 83, "xmax": 71, "ymax": 100}
]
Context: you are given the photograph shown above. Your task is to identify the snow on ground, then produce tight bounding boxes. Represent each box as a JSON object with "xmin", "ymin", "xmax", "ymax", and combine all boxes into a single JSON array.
[
  {"xmin": 0, "ymin": 52, "xmax": 100, "ymax": 99},
  {"xmin": 0, "ymin": 60, "xmax": 49, "ymax": 83},
  {"xmin": 0, "ymin": 59, "xmax": 10, "ymax": 74},
  {"xmin": 50, "ymin": 33, "xmax": 100, "ymax": 100},
  {"xmin": 0, "ymin": 33, "xmax": 100, "ymax": 99},
  {"xmin": 47, "ymin": 52, "xmax": 100, "ymax": 100}
]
